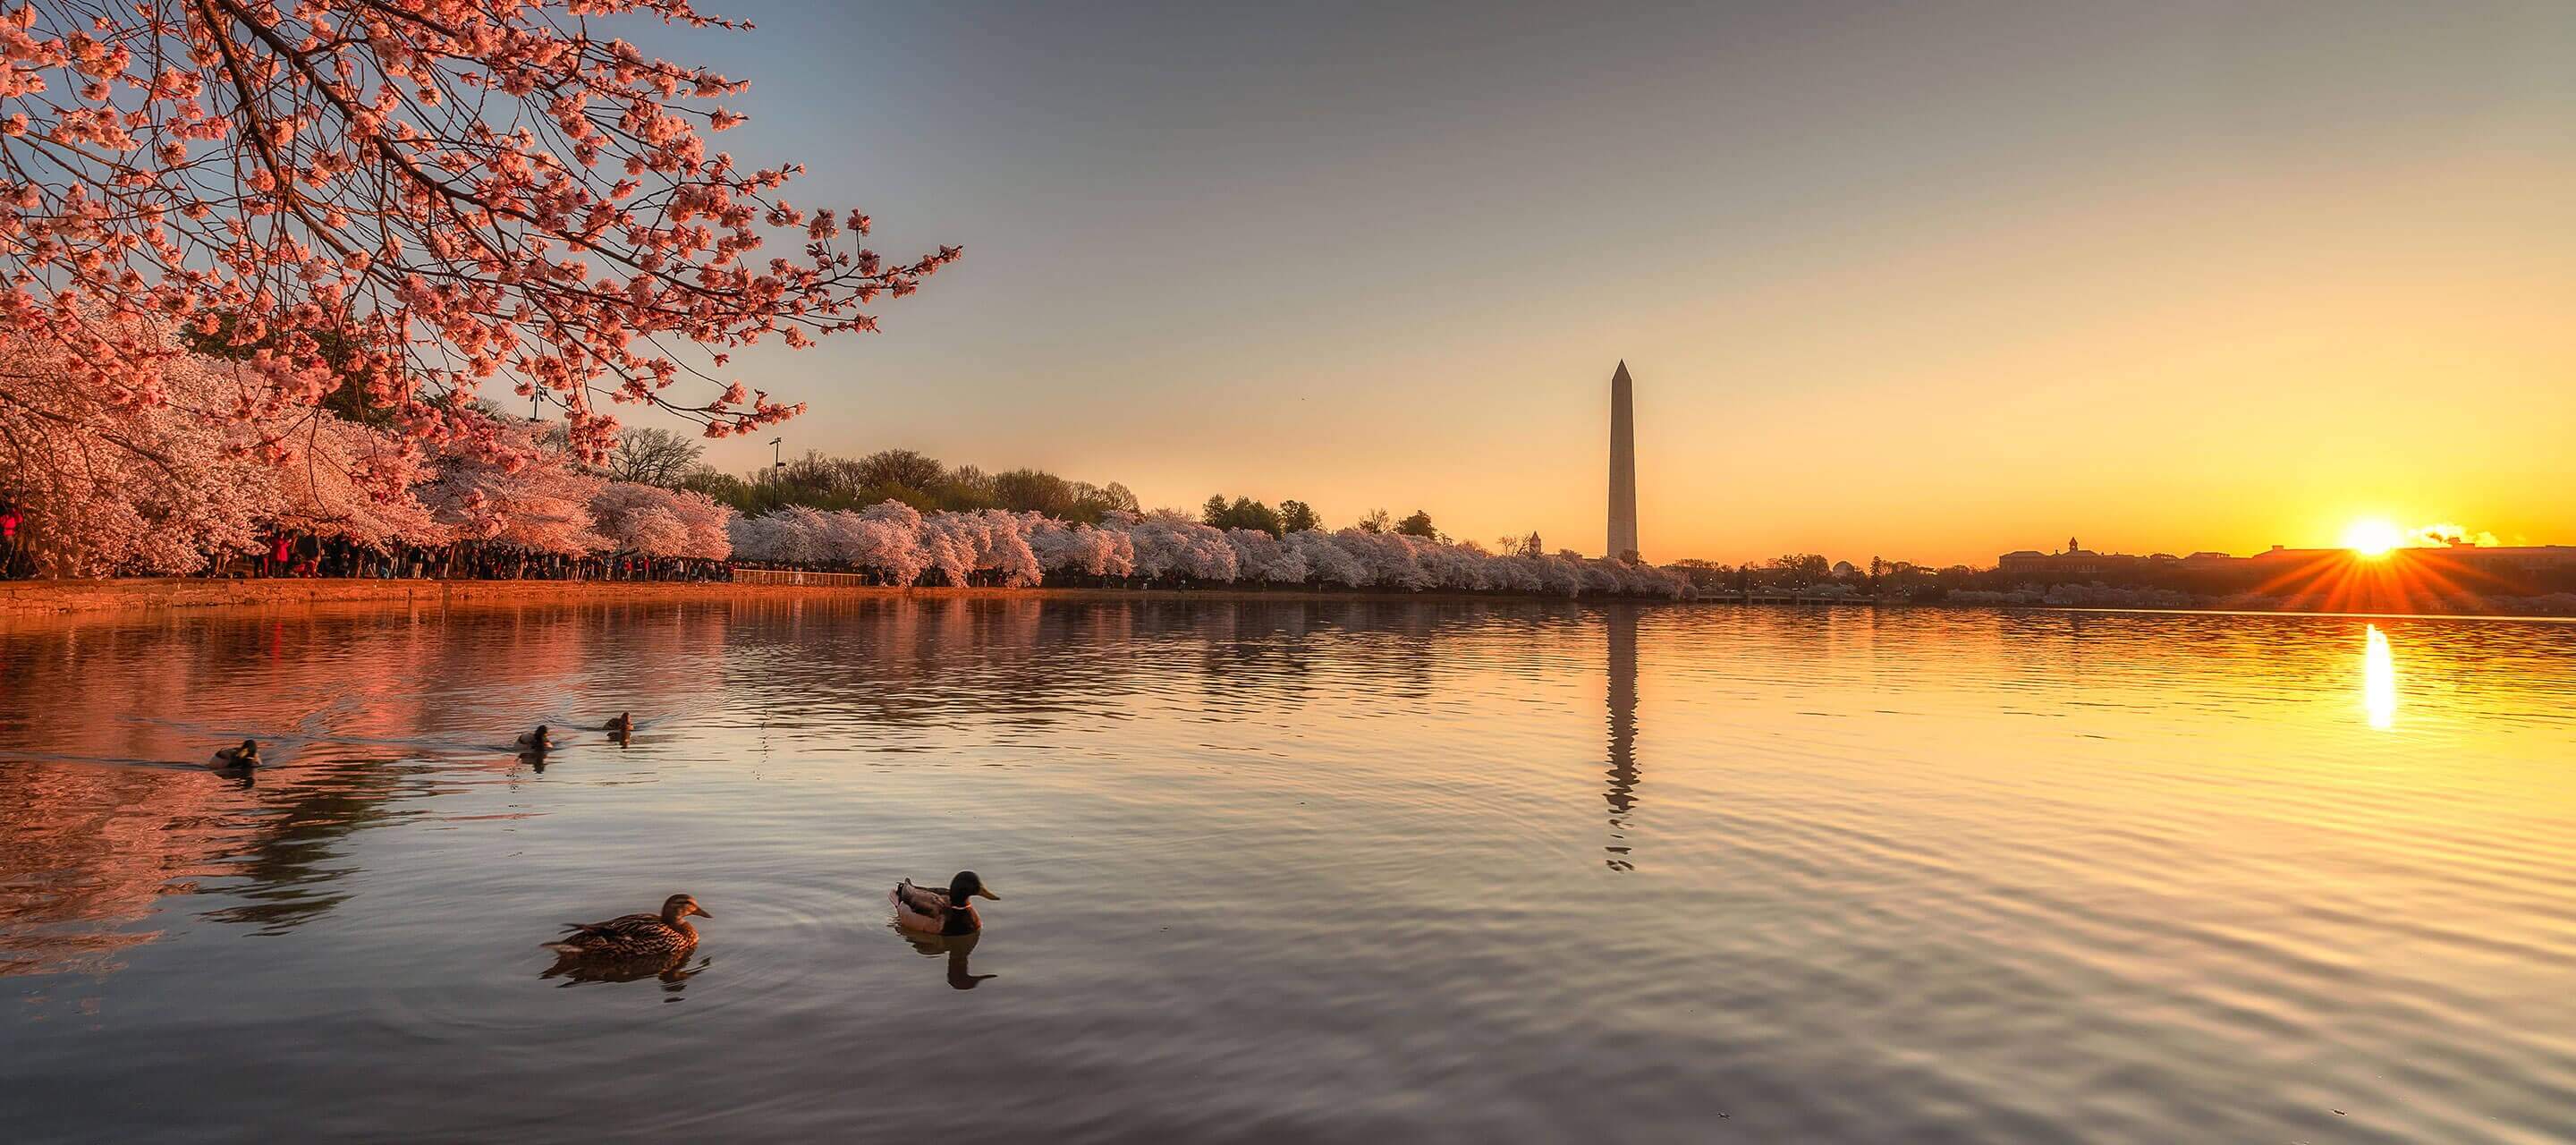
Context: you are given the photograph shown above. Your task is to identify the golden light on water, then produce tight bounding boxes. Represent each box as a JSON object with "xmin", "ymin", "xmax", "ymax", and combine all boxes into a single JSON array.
[
  {"xmin": 2342, "ymin": 519, "xmax": 2406, "ymax": 558},
  {"xmin": 2364, "ymin": 623, "xmax": 2397, "ymax": 730}
]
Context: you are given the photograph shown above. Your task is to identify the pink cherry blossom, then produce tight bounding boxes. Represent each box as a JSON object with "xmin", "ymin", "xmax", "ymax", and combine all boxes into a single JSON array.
[
  {"xmin": 0, "ymin": 1, "xmax": 959, "ymax": 462},
  {"xmin": 0, "ymin": 315, "xmax": 267, "ymax": 574},
  {"xmin": 591, "ymin": 480, "xmax": 732, "ymax": 559},
  {"xmin": 414, "ymin": 418, "xmax": 606, "ymax": 555}
]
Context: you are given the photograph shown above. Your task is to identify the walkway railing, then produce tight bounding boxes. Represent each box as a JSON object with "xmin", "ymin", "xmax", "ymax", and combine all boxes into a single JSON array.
[{"xmin": 731, "ymin": 568, "xmax": 880, "ymax": 588}]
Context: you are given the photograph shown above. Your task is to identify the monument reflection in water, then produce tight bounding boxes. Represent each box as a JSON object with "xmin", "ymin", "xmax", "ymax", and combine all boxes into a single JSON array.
[{"xmin": 1604, "ymin": 605, "xmax": 1640, "ymax": 871}]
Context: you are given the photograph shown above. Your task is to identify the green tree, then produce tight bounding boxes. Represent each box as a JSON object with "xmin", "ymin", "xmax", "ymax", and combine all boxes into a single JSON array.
[
  {"xmin": 1280, "ymin": 499, "xmax": 1321, "ymax": 533},
  {"xmin": 994, "ymin": 468, "xmax": 1081, "ymax": 517},
  {"xmin": 930, "ymin": 465, "xmax": 996, "ymax": 512},
  {"xmin": 1394, "ymin": 509, "xmax": 1436, "ymax": 539},
  {"xmin": 1202, "ymin": 495, "xmax": 1286, "ymax": 537},
  {"xmin": 852, "ymin": 449, "xmax": 946, "ymax": 494},
  {"xmin": 670, "ymin": 444, "xmax": 1135, "ymax": 521},
  {"xmin": 1233, "ymin": 497, "xmax": 1284, "ymax": 537},
  {"xmin": 1065, "ymin": 481, "xmax": 1138, "ymax": 523},
  {"xmin": 1767, "ymin": 553, "xmax": 1831, "ymax": 583},
  {"xmin": 676, "ymin": 465, "xmax": 758, "ymax": 513}
]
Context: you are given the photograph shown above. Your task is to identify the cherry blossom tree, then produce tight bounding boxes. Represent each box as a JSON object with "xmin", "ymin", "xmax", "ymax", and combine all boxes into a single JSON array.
[
  {"xmin": 1288, "ymin": 526, "xmax": 1370, "ymax": 585},
  {"xmin": 852, "ymin": 500, "xmax": 929, "ymax": 584},
  {"xmin": 1224, "ymin": 527, "xmax": 1310, "ymax": 585},
  {"xmin": 261, "ymin": 411, "xmax": 446, "ymax": 551},
  {"xmin": 414, "ymin": 418, "xmax": 605, "ymax": 554},
  {"xmin": 723, "ymin": 509, "xmax": 785, "ymax": 563},
  {"xmin": 666, "ymin": 485, "xmax": 732, "ymax": 561},
  {"xmin": 914, "ymin": 511, "xmax": 980, "ymax": 587},
  {"xmin": 1115, "ymin": 510, "xmax": 1236, "ymax": 583},
  {"xmin": 1329, "ymin": 529, "xmax": 1429, "ymax": 591},
  {"xmin": 589, "ymin": 479, "xmax": 729, "ymax": 558},
  {"xmin": 949, "ymin": 509, "xmax": 1041, "ymax": 587},
  {"xmin": 0, "ymin": 0, "xmax": 960, "ymax": 462},
  {"xmin": 1417, "ymin": 539, "xmax": 1491, "ymax": 591},
  {"xmin": 1027, "ymin": 514, "xmax": 1132, "ymax": 579},
  {"xmin": 0, "ymin": 317, "xmax": 269, "ymax": 574}
]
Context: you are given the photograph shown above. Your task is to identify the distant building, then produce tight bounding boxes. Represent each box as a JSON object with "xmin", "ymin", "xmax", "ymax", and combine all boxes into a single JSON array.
[
  {"xmin": 2447, "ymin": 545, "xmax": 2576, "ymax": 572},
  {"xmin": 1999, "ymin": 547, "xmax": 2133, "ymax": 577},
  {"xmin": 1831, "ymin": 560, "xmax": 1860, "ymax": 578}
]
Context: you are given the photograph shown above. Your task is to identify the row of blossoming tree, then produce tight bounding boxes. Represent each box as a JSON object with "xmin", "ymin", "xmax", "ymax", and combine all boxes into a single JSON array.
[
  {"xmin": 1, "ymin": 315, "xmax": 1687, "ymax": 595},
  {"xmin": 0, "ymin": 318, "xmax": 735, "ymax": 576},
  {"xmin": 728, "ymin": 504, "xmax": 1691, "ymax": 598}
]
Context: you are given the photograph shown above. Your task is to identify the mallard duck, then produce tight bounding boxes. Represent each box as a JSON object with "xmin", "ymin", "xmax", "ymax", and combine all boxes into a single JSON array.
[
  {"xmin": 209, "ymin": 739, "xmax": 260, "ymax": 768},
  {"xmin": 892, "ymin": 871, "xmax": 1000, "ymax": 936},
  {"xmin": 542, "ymin": 894, "xmax": 710, "ymax": 960},
  {"xmin": 605, "ymin": 712, "xmax": 635, "ymax": 735},
  {"xmin": 514, "ymin": 725, "xmax": 554, "ymax": 752}
]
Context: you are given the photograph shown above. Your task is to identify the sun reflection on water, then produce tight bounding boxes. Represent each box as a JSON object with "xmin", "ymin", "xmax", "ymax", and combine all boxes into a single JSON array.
[{"xmin": 2364, "ymin": 623, "xmax": 2397, "ymax": 730}]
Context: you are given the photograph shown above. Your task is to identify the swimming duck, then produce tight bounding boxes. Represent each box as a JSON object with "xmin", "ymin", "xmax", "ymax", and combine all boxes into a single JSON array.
[
  {"xmin": 892, "ymin": 871, "xmax": 1001, "ymax": 936},
  {"xmin": 514, "ymin": 725, "xmax": 553, "ymax": 752},
  {"xmin": 209, "ymin": 739, "xmax": 260, "ymax": 768},
  {"xmin": 605, "ymin": 712, "xmax": 635, "ymax": 735},
  {"xmin": 542, "ymin": 894, "xmax": 711, "ymax": 960}
]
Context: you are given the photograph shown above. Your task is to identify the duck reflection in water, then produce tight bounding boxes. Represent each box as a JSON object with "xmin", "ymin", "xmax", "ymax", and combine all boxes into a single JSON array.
[
  {"xmin": 540, "ymin": 950, "xmax": 709, "ymax": 993},
  {"xmin": 894, "ymin": 927, "xmax": 997, "ymax": 990}
]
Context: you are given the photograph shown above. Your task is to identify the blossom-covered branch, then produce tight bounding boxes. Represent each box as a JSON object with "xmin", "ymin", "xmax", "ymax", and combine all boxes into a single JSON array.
[{"xmin": 0, "ymin": 0, "xmax": 956, "ymax": 462}]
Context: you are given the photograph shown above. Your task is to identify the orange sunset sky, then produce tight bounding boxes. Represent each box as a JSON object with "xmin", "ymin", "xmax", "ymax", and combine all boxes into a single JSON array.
[{"xmin": 601, "ymin": 2, "xmax": 2572, "ymax": 567}]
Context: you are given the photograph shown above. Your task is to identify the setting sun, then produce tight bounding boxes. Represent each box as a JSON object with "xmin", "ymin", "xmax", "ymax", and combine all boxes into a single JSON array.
[{"xmin": 2342, "ymin": 519, "xmax": 2406, "ymax": 557}]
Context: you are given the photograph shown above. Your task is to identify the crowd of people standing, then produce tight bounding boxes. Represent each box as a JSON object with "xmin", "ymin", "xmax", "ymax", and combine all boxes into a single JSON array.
[
  {"xmin": 0, "ymin": 512, "xmax": 734, "ymax": 585},
  {"xmin": 208, "ymin": 536, "xmax": 736, "ymax": 583}
]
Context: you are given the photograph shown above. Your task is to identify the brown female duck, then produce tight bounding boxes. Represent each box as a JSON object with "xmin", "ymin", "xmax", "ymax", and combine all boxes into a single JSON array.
[
  {"xmin": 543, "ymin": 894, "xmax": 711, "ymax": 960},
  {"xmin": 891, "ymin": 871, "xmax": 1000, "ymax": 936}
]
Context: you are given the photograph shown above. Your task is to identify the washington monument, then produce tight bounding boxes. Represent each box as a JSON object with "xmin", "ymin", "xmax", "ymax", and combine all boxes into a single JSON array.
[{"xmin": 1608, "ymin": 360, "xmax": 1640, "ymax": 564}]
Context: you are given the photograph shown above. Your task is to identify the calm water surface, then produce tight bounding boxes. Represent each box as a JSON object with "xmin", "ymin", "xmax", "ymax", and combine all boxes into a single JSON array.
[{"xmin": 2, "ymin": 598, "xmax": 2572, "ymax": 1142}]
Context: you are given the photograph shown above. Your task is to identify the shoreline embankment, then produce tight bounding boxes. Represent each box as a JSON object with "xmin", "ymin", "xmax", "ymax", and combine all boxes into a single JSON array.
[
  {"xmin": 0, "ymin": 577, "xmax": 1663, "ymax": 618},
  {"xmin": 4, "ymin": 578, "xmax": 2568, "ymax": 623}
]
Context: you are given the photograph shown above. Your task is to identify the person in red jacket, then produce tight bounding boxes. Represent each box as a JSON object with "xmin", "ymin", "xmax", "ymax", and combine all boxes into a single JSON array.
[{"xmin": 0, "ymin": 505, "xmax": 21, "ymax": 578}]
